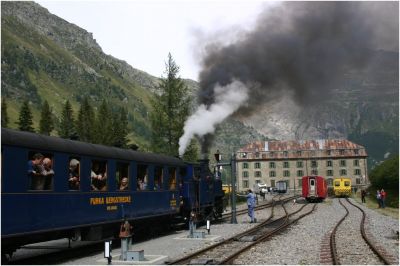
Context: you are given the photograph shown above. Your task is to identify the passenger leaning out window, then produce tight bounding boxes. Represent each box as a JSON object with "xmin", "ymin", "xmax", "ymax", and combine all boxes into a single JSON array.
[
  {"xmin": 68, "ymin": 159, "xmax": 80, "ymax": 190},
  {"xmin": 91, "ymin": 161, "xmax": 107, "ymax": 191},
  {"xmin": 28, "ymin": 153, "xmax": 44, "ymax": 190},
  {"xmin": 42, "ymin": 158, "xmax": 54, "ymax": 190}
]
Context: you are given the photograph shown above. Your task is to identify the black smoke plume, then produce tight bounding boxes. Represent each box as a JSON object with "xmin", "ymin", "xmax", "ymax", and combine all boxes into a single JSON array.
[{"xmin": 179, "ymin": 1, "xmax": 398, "ymax": 156}]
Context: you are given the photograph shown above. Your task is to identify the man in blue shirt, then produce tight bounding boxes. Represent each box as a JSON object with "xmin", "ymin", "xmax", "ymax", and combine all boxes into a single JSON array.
[{"xmin": 246, "ymin": 189, "xmax": 257, "ymax": 223}]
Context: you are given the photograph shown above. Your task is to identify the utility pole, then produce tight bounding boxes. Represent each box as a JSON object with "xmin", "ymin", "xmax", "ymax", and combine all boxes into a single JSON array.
[{"xmin": 214, "ymin": 150, "xmax": 237, "ymax": 224}]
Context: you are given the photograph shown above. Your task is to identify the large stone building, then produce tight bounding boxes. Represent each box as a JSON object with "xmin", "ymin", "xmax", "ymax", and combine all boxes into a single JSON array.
[{"xmin": 236, "ymin": 139, "xmax": 368, "ymax": 192}]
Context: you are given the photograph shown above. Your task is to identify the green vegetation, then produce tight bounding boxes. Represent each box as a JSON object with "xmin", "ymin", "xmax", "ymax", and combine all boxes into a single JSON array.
[
  {"xmin": 58, "ymin": 100, "xmax": 76, "ymax": 139},
  {"xmin": 149, "ymin": 53, "xmax": 198, "ymax": 160},
  {"xmin": 1, "ymin": 97, "xmax": 9, "ymax": 127},
  {"xmin": 368, "ymin": 155, "xmax": 399, "ymax": 208},
  {"xmin": 39, "ymin": 100, "xmax": 54, "ymax": 135},
  {"xmin": 17, "ymin": 100, "xmax": 34, "ymax": 132}
]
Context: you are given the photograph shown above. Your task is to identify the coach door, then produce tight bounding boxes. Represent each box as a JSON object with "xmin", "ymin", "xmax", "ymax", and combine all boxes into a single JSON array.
[{"xmin": 309, "ymin": 177, "xmax": 316, "ymax": 196}]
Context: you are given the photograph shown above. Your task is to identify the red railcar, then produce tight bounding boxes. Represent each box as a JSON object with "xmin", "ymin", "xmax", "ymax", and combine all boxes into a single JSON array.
[{"xmin": 302, "ymin": 176, "xmax": 328, "ymax": 202}]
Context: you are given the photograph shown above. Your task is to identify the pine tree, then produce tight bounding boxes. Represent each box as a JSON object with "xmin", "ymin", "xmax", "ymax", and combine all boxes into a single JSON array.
[
  {"xmin": 112, "ymin": 107, "xmax": 129, "ymax": 148},
  {"xmin": 93, "ymin": 99, "xmax": 114, "ymax": 145},
  {"xmin": 1, "ymin": 97, "xmax": 9, "ymax": 128},
  {"xmin": 150, "ymin": 53, "xmax": 194, "ymax": 158},
  {"xmin": 76, "ymin": 97, "xmax": 95, "ymax": 142},
  {"xmin": 39, "ymin": 100, "xmax": 54, "ymax": 135},
  {"xmin": 58, "ymin": 100, "xmax": 76, "ymax": 139},
  {"xmin": 17, "ymin": 100, "xmax": 35, "ymax": 132}
]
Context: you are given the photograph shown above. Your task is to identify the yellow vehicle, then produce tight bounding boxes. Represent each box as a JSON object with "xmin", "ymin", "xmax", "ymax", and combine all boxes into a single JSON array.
[{"xmin": 333, "ymin": 177, "xmax": 352, "ymax": 197}]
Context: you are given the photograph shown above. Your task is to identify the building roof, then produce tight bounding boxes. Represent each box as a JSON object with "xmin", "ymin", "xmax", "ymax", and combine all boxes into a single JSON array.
[{"xmin": 238, "ymin": 139, "xmax": 365, "ymax": 152}]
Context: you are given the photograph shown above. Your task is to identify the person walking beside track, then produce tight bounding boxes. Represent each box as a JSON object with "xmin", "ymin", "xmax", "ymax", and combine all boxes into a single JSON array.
[
  {"xmin": 361, "ymin": 189, "xmax": 366, "ymax": 203},
  {"xmin": 380, "ymin": 189, "xmax": 387, "ymax": 208},
  {"xmin": 246, "ymin": 189, "xmax": 257, "ymax": 223},
  {"xmin": 376, "ymin": 190, "xmax": 382, "ymax": 208}
]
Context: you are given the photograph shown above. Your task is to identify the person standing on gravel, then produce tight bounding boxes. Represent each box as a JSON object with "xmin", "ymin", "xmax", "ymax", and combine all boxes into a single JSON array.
[
  {"xmin": 246, "ymin": 189, "xmax": 257, "ymax": 223},
  {"xmin": 380, "ymin": 189, "xmax": 387, "ymax": 208},
  {"xmin": 361, "ymin": 189, "xmax": 366, "ymax": 203},
  {"xmin": 376, "ymin": 190, "xmax": 382, "ymax": 208}
]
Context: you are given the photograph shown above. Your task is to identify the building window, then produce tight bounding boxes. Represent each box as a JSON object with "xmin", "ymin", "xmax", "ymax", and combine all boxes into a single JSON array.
[
  {"xmin": 241, "ymin": 153, "xmax": 247, "ymax": 158},
  {"xmin": 283, "ymin": 151, "xmax": 288, "ymax": 157},
  {"xmin": 243, "ymin": 180, "xmax": 249, "ymax": 188},
  {"xmin": 311, "ymin": 160, "xmax": 318, "ymax": 167},
  {"xmin": 243, "ymin": 163, "xmax": 249, "ymax": 169},
  {"xmin": 254, "ymin": 171, "xmax": 262, "ymax": 177},
  {"xmin": 311, "ymin": 169, "xmax": 318, "ymax": 175},
  {"xmin": 354, "ymin": 149, "xmax": 359, "ymax": 155},
  {"xmin": 271, "ymin": 180, "xmax": 275, "ymax": 187},
  {"xmin": 269, "ymin": 162, "xmax": 276, "ymax": 168},
  {"xmin": 269, "ymin": 171, "xmax": 276, "ymax": 177},
  {"xmin": 296, "ymin": 161, "xmax": 303, "ymax": 168},
  {"xmin": 297, "ymin": 151, "xmax": 302, "ymax": 157},
  {"xmin": 255, "ymin": 179, "xmax": 261, "ymax": 184},
  {"xmin": 353, "ymin": 160, "xmax": 359, "ymax": 166},
  {"xmin": 269, "ymin": 152, "xmax": 274, "ymax": 158},
  {"xmin": 354, "ymin": 169, "xmax": 361, "ymax": 175},
  {"xmin": 311, "ymin": 151, "xmax": 316, "ymax": 156},
  {"xmin": 356, "ymin": 178, "xmax": 361, "ymax": 184},
  {"xmin": 255, "ymin": 152, "xmax": 260, "ymax": 158},
  {"xmin": 340, "ymin": 160, "xmax": 346, "ymax": 167},
  {"xmin": 340, "ymin": 149, "xmax": 345, "ymax": 155},
  {"xmin": 327, "ymin": 160, "xmax": 333, "ymax": 167},
  {"xmin": 283, "ymin": 170, "xmax": 290, "ymax": 177},
  {"xmin": 262, "ymin": 153, "xmax": 267, "ymax": 159},
  {"xmin": 297, "ymin": 170, "xmax": 304, "ymax": 177},
  {"xmin": 340, "ymin": 169, "xmax": 347, "ymax": 176},
  {"xmin": 327, "ymin": 178, "xmax": 333, "ymax": 186},
  {"xmin": 298, "ymin": 179, "xmax": 302, "ymax": 187},
  {"xmin": 327, "ymin": 170, "xmax": 333, "ymax": 176},
  {"xmin": 254, "ymin": 162, "xmax": 261, "ymax": 169},
  {"xmin": 327, "ymin": 150, "xmax": 331, "ymax": 156},
  {"xmin": 242, "ymin": 171, "xmax": 249, "ymax": 178},
  {"xmin": 283, "ymin": 161, "xmax": 289, "ymax": 168}
]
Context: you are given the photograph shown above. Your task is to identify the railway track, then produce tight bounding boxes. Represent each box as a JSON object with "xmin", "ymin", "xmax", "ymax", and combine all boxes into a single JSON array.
[
  {"xmin": 168, "ymin": 198, "xmax": 316, "ymax": 265},
  {"xmin": 324, "ymin": 198, "xmax": 395, "ymax": 265}
]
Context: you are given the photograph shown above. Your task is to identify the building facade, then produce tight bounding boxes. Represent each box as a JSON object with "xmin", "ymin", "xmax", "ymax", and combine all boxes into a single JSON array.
[{"xmin": 236, "ymin": 139, "xmax": 368, "ymax": 192}]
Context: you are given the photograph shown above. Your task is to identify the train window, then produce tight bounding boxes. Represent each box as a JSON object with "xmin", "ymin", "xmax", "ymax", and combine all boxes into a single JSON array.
[
  {"xmin": 28, "ymin": 151, "xmax": 54, "ymax": 191},
  {"xmin": 334, "ymin": 181, "xmax": 340, "ymax": 186},
  {"xmin": 154, "ymin": 166, "xmax": 163, "ymax": 190},
  {"xmin": 168, "ymin": 167, "xmax": 177, "ymax": 190},
  {"xmin": 193, "ymin": 167, "xmax": 201, "ymax": 180},
  {"xmin": 344, "ymin": 181, "xmax": 350, "ymax": 186},
  {"xmin": 91, "ymin": 160, "xmax": 107, "ymax": 191},
  {"xmin": 137, "ymin": 164, "xmax": 148, "ymax": 190},
  {"xmin": 68, "ymin": 157, "xmax": 80, "ymax": 190},
  {"xmin": 116, "ymin": 162, "xmax": 129, "ymax": 191}
]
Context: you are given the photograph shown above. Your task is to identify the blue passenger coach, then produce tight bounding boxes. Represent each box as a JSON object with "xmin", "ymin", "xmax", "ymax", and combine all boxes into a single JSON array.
[{"xmin": 1, "ymin": 128, "xmax": 186, "ymax": 258}]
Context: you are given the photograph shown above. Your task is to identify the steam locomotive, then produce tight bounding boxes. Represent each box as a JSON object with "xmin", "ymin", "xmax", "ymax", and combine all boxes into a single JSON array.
[{"xmin": 1, "ymin": 128, "xmax": 224, "ymax": 260}]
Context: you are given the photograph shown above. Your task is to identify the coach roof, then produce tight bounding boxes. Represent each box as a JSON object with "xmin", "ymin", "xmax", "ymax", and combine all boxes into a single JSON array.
[{"xmin": 2, "ymin": 128, "xmax": 185, "ymax": 166}]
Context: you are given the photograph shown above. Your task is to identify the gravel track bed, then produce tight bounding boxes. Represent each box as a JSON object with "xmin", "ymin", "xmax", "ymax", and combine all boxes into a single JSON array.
[
  {"xmin": 61, "ymin": 196, "xmax": 398, "ymax": 265},
  {"xmin": 336, "ymin": 199, "xmax": 381, "ymax": 265}
]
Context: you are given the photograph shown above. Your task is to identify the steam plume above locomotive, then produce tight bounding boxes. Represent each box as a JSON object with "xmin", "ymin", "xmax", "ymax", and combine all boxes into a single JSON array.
[{"xmin": 178, "ymin": 1, "xmax": 398, "ymax": 156}]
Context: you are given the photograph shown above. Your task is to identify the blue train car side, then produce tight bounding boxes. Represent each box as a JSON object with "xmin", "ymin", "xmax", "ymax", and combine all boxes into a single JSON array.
[{"xmin": 1, "ymin": 128, "xmax": 223, "ymax": 259}]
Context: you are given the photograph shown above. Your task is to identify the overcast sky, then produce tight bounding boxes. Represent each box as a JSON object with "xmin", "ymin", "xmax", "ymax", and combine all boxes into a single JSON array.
[{"xmin": 37, "ymin": 0, "xmax": 275, "ymax": 81}]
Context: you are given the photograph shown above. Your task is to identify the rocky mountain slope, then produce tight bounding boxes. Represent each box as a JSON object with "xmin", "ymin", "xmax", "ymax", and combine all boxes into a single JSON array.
[{"xmin": 1, "ymin": 1, "xmax": 397, "ymax": 170}]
